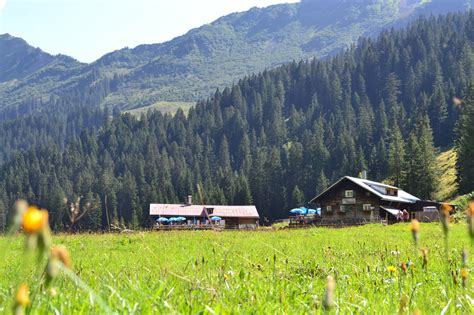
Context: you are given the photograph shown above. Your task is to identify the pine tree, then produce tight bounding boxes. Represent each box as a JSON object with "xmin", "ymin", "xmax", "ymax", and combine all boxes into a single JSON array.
[
  {"xmin": 291, "ymin": 185, "xmax": 305, "ymax": 207},
  {"xmin": 456, "ymin": 84, "xmax": 474, "ymax": 194},
  {"xmin": 416, "ymin": 115, "xmax": 438, "ymax": 199},
  {"xmin": 404, "ymin": 115, "xmax": 438, "ymax": 199},
  {"xmin": 315, "ymin": 170, "xmax": 329, "ymax": 196},
  {"xmin": 403, "ymin": 131, "xmax": 421, "ymax": 195},
  {"xmin": 388, "ymin": 123, "xmax": 406, "ymax": 187}
]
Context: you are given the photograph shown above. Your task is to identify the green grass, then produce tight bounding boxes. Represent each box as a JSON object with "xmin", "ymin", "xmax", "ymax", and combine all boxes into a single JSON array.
[
  {"xmin": 0, "ymin": 224, "xmax": 473, "ymax": 313},
  {"xmin": 434, "ymin": 148, "xmax": 458, "ymax": 201},
  {"xmin": 124, "ymin": 101, "xmax": 194, "ymax": 116}
]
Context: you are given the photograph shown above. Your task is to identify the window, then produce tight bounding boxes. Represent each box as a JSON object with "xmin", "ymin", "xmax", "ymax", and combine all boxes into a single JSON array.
[
  {"xmin": 345, "ymin": 190, "xmax": 354, "ymax": 198},
  {"xmin": 326, "ymin": 205, "xmax": 332, "ymax": 212},
  {"xmin": 363, "ymin": 204, "xmax": 372, "ymax": 211},
  {"xmin": 339, "ymin": 205, "xmax": 346, "ymax": 213},
  {"xmin": 386, "ymin": 188, "xmax": 398, "ymax": 196}
]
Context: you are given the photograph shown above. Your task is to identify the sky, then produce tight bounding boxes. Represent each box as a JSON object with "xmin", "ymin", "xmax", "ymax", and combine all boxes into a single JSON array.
[{"xmin": 0, "ymin": 0, "xmax": 299, "ymax": 63}]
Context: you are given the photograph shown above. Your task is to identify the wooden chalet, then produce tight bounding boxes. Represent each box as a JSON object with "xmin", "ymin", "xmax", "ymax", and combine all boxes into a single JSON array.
[
  {"xmin": 310, "ymin": 176, "xmax": 441, "ymax": 225},
  {"xmin": 150, "ymin": 196, "xmax": 260, "ymax": 230}
]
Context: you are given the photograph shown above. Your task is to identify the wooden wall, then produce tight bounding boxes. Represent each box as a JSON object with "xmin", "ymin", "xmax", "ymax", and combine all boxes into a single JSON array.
[{"xmin": 315, "ymin": 179, "xmax": 381, "ymax": 225}]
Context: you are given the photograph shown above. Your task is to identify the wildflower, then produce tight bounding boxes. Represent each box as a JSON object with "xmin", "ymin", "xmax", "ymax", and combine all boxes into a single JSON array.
[
  {"xmin": 461, "ymin": 268, "xmax": 468, "ymax": 287},
  {"xmin": 15, "ymin": 284, "xmax": 29, "ymax": 306},
  {"xmin": 13, "ymin": 284, "xmax": 29, "ymax": 315},
  {"xmin": 400, "ymin": 262, "xmax": 407, "ymax": 273},
  {"xmin": 322, "ymin": 275, "xmax": 335, "ymax": 310},
  {"xmin": 46, "ymin": 246, "xmax": 72, "ymax": 286},
  {"xmin": 50, "ymin": 246, "xmax": 72, "ymax": 269},
  {"xmin": 22, "ymin": 207, "xmax": 48, "ymax": 234},
  {"xmin": 467, "ymin": 202, "xmax": 474, "ymax": 241},
  {"xmin": 421, "ymin": 248, "xmax": 428, "ymax": 270},
  {"xmin": 387, "ymin": 265, "xmax": 397, "ymax": 274},
  {"xmin": 410, "ymin": 219, "xmax": 420, "ymax": 246},
  {"xmin": 399, "ymin": 293, "xmax": 409, "ymax": 314},
  {"xmin": 49, "ymin": 288, "xmax": 58, "ymax": 297},
  {"xmin": 439, "ymin": 203, "xmax": 452, "ymax": 236}
]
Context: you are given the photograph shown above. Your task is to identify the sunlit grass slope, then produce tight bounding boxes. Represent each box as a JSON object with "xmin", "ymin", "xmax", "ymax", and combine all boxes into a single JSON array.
[
  {"xmin": 1, "ymin": 224, "xmax": 473, "ymax": 313},
  {"xmin": 434, "ymin": 148, "xmax": 458, "ymax": 201}
]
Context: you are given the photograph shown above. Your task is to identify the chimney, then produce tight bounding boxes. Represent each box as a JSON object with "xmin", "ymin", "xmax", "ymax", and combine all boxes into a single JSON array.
[
  {"xmin": 186, "ymin": 195, "xmax": 193, "ymax": 206},
  {"xmin": 361, "ymin": 170, "xmax": 367, "ymax": 180}
]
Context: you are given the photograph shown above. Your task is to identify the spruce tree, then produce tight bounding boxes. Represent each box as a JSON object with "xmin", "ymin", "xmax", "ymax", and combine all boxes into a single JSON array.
[
  {"xmin": 388, "ymin": 123, "xmax": 406, "ymax": 187},
  {"xmin": 291, "ymin": 185, "xmax": 305, "ymax": 207},
  {"xmin": 456, "ymin": 84, "xmax": 474, "ymax": 194}
]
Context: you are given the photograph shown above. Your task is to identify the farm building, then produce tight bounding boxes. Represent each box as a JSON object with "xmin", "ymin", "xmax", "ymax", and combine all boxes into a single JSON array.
[
  {"xmin": 310, "ymin": 176, "xmax": 442, "ymax": 225},
  {"xmin": 150, "ymin": 196, "xmax": 260, "ymax": 230}
]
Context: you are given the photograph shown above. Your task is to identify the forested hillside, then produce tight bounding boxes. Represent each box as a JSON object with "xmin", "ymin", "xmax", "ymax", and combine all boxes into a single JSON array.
[
  {"xmin": 0, "ymin": 12, "xmax": 472, "ymax": 231},
  {"xmin": 0, "ymin": 0, "xmax": 470, "ymax": 120}
]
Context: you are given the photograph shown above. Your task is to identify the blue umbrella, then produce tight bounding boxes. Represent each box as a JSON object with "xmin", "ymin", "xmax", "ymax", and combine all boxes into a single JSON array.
[
  {"xmin": 211, "ymin": 216, "xmax": 222, "ymax": 221},
  {"xmin": 176, "ymin": 217, "xmax": 186, "ymax": 222},
  {"xmin": 168, "ymin": 217, "xmax": 177, "ymax": 222},
  {"xmin": 290, "ymin": 208, "xmax": 305, "ymax": 215},
  {"xmin": 156, "ymin": 217, "xmax": 169, "ymax": 222},
  {"xmin": 300, "ymin": 207, "xmax": 310, "ymax": 214},
  {"xmin": 307, "ymin": 209, "xmax": 317, "ymax": 215}
]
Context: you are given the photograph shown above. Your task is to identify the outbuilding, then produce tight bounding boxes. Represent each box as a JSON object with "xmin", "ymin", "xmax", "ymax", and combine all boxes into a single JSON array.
[{"xmin": 150, "ymin": 196, "xmax": 260, "ymax": 229}]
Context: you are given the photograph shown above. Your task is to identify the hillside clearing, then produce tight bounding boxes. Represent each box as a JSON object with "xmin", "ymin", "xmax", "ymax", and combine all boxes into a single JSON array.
[{"xmin": 125, "ymin": 101, "xmax": 194, "ymax": 116}]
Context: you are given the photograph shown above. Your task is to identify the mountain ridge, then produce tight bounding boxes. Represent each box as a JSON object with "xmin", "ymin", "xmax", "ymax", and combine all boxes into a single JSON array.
[{"xmin": 0, "ymin": 0, "xmax": 471, "ymax": 118}]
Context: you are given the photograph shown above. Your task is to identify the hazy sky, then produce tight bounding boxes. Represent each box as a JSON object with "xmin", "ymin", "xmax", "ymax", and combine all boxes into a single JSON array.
[{"xmin": 0, "ymin": 0, "xmax": 299, "ymax": 63}]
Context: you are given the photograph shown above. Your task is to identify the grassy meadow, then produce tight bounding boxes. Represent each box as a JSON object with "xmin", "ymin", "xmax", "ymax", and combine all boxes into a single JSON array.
[
  {"xmin": 125, "ymin": 101, "xmax": 194, "ymax": 116},
  {"xmin": 1, "ymin": 223, "xmax": 473, "ymax": 314}
]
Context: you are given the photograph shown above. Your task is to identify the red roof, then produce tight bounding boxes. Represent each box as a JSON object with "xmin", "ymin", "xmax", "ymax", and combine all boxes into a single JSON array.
[{"xmin": 149, "ymin": 204, "xmax": 259, "ymax": 218}]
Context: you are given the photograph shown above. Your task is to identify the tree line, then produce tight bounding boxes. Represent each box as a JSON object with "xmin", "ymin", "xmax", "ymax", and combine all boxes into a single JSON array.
[{"xmin": 0, "ymin": 12, "xmax": 473, "ymax": 231}]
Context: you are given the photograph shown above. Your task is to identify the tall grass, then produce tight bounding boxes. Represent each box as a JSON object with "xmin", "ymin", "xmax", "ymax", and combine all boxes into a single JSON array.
[{"xmin": 1, "ymin": 223, "xmax": 473, "ymax": 313}]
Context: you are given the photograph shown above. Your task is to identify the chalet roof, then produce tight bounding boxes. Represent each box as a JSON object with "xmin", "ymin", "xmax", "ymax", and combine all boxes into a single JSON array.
[
  {"xmin": 311, "ymin": 176, "xmax": 420, "ymax": 204},
  {"xmin": 149, "ymin": 204, "xmax": 260, "ymax": 218},
  {"xmin": 380, "ymin": 206, "xmax": 402, "ymax": 216}
]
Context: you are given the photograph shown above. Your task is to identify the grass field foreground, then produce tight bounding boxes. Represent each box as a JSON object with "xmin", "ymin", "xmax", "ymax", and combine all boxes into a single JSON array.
[{"xmin": 0, "ymin": 224, "xmax": 473, "ymax": 314}]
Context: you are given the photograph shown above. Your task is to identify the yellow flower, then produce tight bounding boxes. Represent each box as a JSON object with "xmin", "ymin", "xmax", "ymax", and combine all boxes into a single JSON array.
[
  {"xmin": 440, "ymin": 203, "xmax": 452, "ymax": 217},
  {"xmin": 15, "ymin": 284, "xmax": 30, "ymax": 306},
  {"xmin": 387, "ymin": 265, "xmax": 397, "ymax": 273},
  {"xmin": 410, "ymin": 219, "xmax": 420, "ymax": 245},
  {"xmin": 461, "ymin": 268, "xmax": 468, "ymax": 280},
  {"xmin": 439, "ymin": 203, "xmax": 451, "ymax": 235},
  {"xmin": 50, "ymin": 246, "xmax": 72, "ymax": 269},
  {"xmin": 22, "ymin": 207, "xmax": 48, "ymax": 234},
  {"xmin": 410, "ymin": 219, "xmax": 420, "ymax": 233}
]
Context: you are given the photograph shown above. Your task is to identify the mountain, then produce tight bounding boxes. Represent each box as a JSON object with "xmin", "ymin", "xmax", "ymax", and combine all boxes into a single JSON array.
[
  {"xmin": 0, "ymin": 0, "xmax": 471, "ymax": 118},
  {"xmin": 0, "ymin": 34, "xmax": 80, "ymax": 83},
  {"xmin": 1, "ymin": 11, "xmax": 472, "ymax": 230}
]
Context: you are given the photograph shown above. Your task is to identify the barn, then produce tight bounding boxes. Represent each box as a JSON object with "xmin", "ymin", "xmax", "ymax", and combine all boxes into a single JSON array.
[
  {"xmin": 150, "ymin": 196, "xmax": 260, "ymax": 229},
  {"xmin": 309, "ymin": 176, "xmax": 441, "ymax": 225}
]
